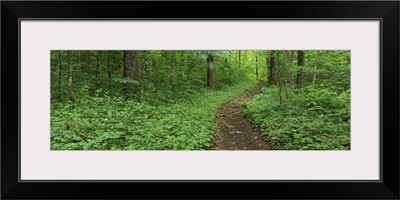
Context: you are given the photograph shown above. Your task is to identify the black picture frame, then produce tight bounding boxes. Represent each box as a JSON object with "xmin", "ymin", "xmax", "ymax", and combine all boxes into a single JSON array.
[{"xmin": 2, "ymin": 1, "xmax": 399, "ymax": 199}]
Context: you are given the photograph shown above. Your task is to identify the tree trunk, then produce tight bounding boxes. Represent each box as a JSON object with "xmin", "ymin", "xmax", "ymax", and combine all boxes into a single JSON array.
[
  {"xmin": 107, "ymin": 53, "xmax": 112, "ymax": 90},
  {"xmin": 140, "ymin": 51, "xmax": 146, "ymax": 101},
  {"xmin": 67, "ymin": 51, "xmax": 75, "ymax": 103},
  {"xmin": 268, "ymin": 50, "xmax": 276, "ymax": 85},
  {"xmin": 148, "ymin": 51, "xmax": 153, "ymax": 79},
  {"xmin": 296, "ymin": 50, "xmax": 305, "ymax": 86},
  {"xmin": 85, "ymin": 51, "xmax": 91, "ymax": 72},
  {"xmin": 313, "ymin": 50, "xmax": 321, "ymax": 84},
  {"xmin": 277, "ymin": 51, "xmax": 282, "ymax": 104},
  {"xmin": 95, "ymin": 51, "xmax": 102, "ymax": 88},
  {"xmin": 290, "ymin": 50, "xmax": 295, "ymax": 90},
  {"xmin": 170, "ymin": 51, "xmax": 175, "ymax": 92},
  {"xmin": 186, "ymin": 53, "xmax": 192, "ymax": 80},
  {"xmin": 284, "ymin": 51, "xmax": 290, "ymax": 100},
  {"xmin": 238, "ymin": 50, "xmax": 241, "ymax": 68},
  {"xmin": 123, "ymin": 50, "xmax": 140, "ymax": 97},
  {"xmin": 266, "ymin": 50, "xmax": 270, "ymax": 81},
  {"xmin": 58, "ymin": 50, "xmax": 62, "ymax": 101},
  {"xmin": 255, "ymin": 52, "xmax": 259, "ymax": 80},
  {"xmin": 207, "ymin": 53, "xmax": 215, "ymax": 90}
]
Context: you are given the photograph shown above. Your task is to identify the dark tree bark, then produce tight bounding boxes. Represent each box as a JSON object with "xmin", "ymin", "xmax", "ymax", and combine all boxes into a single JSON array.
[
  {"xmin": 296, "ymin": 50, "xmax": 305, "ymax": 86},
  {"xmin": 95, "ymin": 51, "xmax": 102, "ymax": 88},
  {"xmin": 238, "ymin": 50, "xmax": 241, "ymax": 68},
  {"xmin": 284, "ymin": 51, "xmax": 290, "ymax": 101},
  {"xmin": 107, "ymin": 52, "xmax": 112, "ymax": 90},
  {"xmin": 290, "ymin": 50, "xmax": 295, "ymax": 89},
  {"xmin": 268, "ymin": 50, "xmax": 276, "ymax": 85},
  {"xmin": 207, "ymin": 53, "xmax": 215, "ymax": 90},
  {"xmin": 85, "ymin": 51, "xmax": 91, "ymax": 72},
  {"xmin": 313, "ymin": 50, "xmax": 321, "ymax": 84},
  {"xmin": 277, "ymin": 51, "xmax": 282, "ymax": 104},
  {"xmin": 58, "ymin": 50, "xmax": 62, "ymax": 100},
  {"xmin": 123, "ymin": 50, "xmax": 141, "ymax": 97},
  {"xmin": 67, "ymin": 51, "xmax": 75, "ymax": 103},
  {"xmin": 266, "ymin": 50, "xmax": 270, "ymax": 81},
  {"xmin": 255, "ymin": 52, "xmax": 259, "ymax": 80}
]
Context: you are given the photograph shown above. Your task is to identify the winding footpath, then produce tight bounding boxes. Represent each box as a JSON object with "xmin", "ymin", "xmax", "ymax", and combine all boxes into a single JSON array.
[{"xmin": 211, "ymin": 83, "xmax": 272, "ymax": 150}]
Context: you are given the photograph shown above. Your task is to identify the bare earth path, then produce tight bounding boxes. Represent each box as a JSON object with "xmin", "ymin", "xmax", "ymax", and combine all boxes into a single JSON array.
[{"xmin": 211, "ymin": 82, "xmax": 272, "ymax": 150}]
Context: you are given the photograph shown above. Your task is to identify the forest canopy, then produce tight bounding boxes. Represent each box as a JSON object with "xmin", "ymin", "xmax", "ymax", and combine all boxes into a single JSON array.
[{"xmin": 50, "ymin": 50, "xmax": 350, "ymax": 150}]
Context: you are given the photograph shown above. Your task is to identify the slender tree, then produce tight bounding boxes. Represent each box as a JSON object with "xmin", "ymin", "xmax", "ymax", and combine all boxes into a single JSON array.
[
  {"xmin": 85, "ymin": 51, "xmax": 91, "ymax": 72},
  {"xmin": 147, "ymin": 51, "xmax": 153, "ymax": 79},
  {"xmin": 106, "ymin": 52, "xmax": 112, "ymax": 90},
  {"xmin": 58, "ymin": 50, "xmax": 62, "ymax": 101},
  {"xmin": 140, "ymin": 51, "xmax": 146, "ymax": 101},
  {"xmin": 238, "ymin": 50, "xmax": 241, "ymax": 68},
  {"xmin": 255, "ymin": 52, "xmax": 259, "ymax": 80},
  {"xmin": 277, "ymin": 51, "xmax": 282, "ymax": 104},
  {"xmin": 186, "ymin": 52, "xmax": 192, "ymax": 80},
  {"xmin": 207, "ymin": 53, "xmax": 215, "ymax": 90},
  {"xmin": 67, "ymin": 51, "xmax": 75, "ymax": 103},
  {"xmin": 266, "ymin": 50, "xmax": 269, "ymax": 81},
  {"xmin": 95, "ymin": 51, "xmax": 102, "ymax": 88},
  {"xmin": 290, "ymin": 50, "xmax": 295, "ymax": 90},
  {"xmin": 284, "ymin": 50, "xmax": 290, "ymax": 101},
  {"xmin": 313, "ymin": 50, "xmax": 321, "ymax": 84},
  {"xmin": 296, "ymin": 50, "xmax": 305, "ymax": 86},
  {"xmin": 170, "ymin": 51, "xmax": 176, "ymax": 92}
]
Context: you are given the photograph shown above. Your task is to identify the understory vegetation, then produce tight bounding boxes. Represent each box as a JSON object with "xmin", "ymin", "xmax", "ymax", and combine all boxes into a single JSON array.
[
  {"xmin": 242, "ymin": 50, "xmax": 351, "ymax": 150},
  {"xmin": 51, "ymin": 79, "xmax": 257, "ymax": 150},
  {"xmin": 51, "ymin": 50, "xmax": 350, "ymax": 150},
  {"xmin": 242, "ymin": 85, "xmax": 350, "ymax": 150}
]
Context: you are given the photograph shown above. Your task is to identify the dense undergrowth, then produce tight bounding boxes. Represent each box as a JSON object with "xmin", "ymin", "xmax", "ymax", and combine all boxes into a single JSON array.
[
  {"xmin": 51, "ymin": 50, "xmax": 351, "ymax": 150},
  {"xmin": 51, "ymin": 79, "xmax": 257, "ymax": 150},
  {"xmin": 242, "ymin": 85, "xmax": 350, "ymax": 150}
]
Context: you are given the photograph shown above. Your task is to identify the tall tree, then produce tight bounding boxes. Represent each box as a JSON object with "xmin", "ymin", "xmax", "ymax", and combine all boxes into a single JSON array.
[
  {"xmin": 296, "ymin": 50, "xmax": 305, "ymax": 86},
  {"xmin": 277, "ymin": 51, "xmax": 282, "ymax": 104},
  {"xmin": 85, "ymin": 51, "xmax": 91, "ymax": 72},
  {"xmin": 170, "ymin": 51, "xmax": 176, "ymax": 92},
  {"xmin": 186, "ymin": 52, "xmax": 193, "ymax": 80},
  {"xmin": 313, "ymin": 50, "xmax": 321, "ymax": 84},
  {"xmin": 123, "ymin": 50, "xmax": 141, "ymax": 97},
  {"xmin": 268, "ymin": 50, "xmax": 276, "ymax": 85},
  {"xmin": 67, "ymin": 51, "xmax": 75, "ymax": 103},
  {"xmin": 140, "ymin": 51, "xmax": 151, "ymax": 100},
  {"xmin": 95, "ymin": 50, "xmax": 102, "ymax": 88},
  {"xmin": 207, "ymin": 53, "xmax": 215, "ymax": 90},
  {"xmin": 106, "ymin": 51, "xmax": 112, "ymax": 90},
  {"xmin": 290, "ymin": 50, "xmax": 295, "ymax": 89},
  {"xmin": 58, "ymin": 50, "xmax": 62, "ymax": 100},
  {"xmin": 238, "ymin": 50, "xmax": 241, "ymax": 68},
  {"xmin": 255, "ymin": 52, "xmax": 259, "ymax": 80},
  {"xmin": 284, "ymin": 50, "xmax": 290, "ymax": 100}
]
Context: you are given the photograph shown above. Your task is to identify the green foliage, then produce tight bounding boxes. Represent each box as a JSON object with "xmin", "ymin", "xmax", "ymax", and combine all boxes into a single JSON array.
[
  {"xmin": 51, "ymin": 49, "xmax": 350, "ymax": 151},
  {"xmin": 242, "ymin": 85, "xmax": 350, "ymax": 150},
  {"xmin": 51, "ymin": 79, "xmax": 257, "ymax": 150},
  {"xmin": 112, "ymin": 77, "xmax": 140, "ymax": 85}
]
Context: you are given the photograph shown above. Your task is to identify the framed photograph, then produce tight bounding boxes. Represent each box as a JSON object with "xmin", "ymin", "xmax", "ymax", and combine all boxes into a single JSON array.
[{"xmin": 2, "ymin": 1, "xmax": 399, "ymax": 199}]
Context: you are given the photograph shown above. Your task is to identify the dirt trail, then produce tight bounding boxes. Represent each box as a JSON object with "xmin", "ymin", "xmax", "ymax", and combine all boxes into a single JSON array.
[{"xmin": 211, "ymin": 82, "xmax": 272, "ymax": 150}]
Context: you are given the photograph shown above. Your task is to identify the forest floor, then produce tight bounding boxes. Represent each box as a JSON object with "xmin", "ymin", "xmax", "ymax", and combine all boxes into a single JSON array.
[{"xmin": 211, "ymin": 82, "xmax": 273, "ymax": 150}]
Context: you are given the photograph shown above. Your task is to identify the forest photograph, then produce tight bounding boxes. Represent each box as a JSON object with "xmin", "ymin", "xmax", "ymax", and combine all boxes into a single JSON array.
[{"xmin": 50, "ymin": 50, "xmax": 351, "ymax": 150}]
